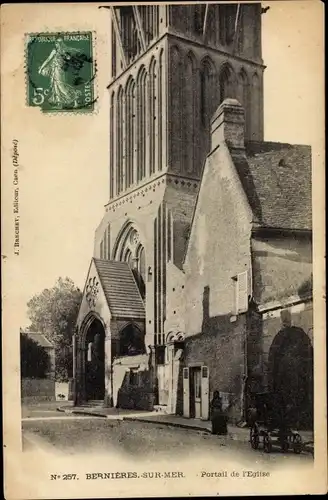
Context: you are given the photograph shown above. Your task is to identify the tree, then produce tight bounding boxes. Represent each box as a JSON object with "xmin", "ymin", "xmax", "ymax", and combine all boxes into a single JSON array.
[
  {"xmin": 20, "ymin": 332, "xmax": 50, "ymax": 378},
  {"xmin": 26, "ymin": 277, "xmax": 82, "ymax": 381}
]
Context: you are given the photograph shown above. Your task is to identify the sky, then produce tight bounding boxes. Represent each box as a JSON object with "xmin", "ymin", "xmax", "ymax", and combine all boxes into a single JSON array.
[{"xmin": 2, "ymin": 1, "xmax": 324, "ymax": 330}]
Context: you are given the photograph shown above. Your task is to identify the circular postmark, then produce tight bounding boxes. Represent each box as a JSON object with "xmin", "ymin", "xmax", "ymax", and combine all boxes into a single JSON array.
[{"xmin": 26, "ymin": 32, "xmax": 98, "ymax": 113}]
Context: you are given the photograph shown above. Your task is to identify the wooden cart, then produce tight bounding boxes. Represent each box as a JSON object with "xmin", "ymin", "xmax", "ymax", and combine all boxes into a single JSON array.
[{"xmin": 249, "ymin": 392, "xmax": 303, "ymax": 454}]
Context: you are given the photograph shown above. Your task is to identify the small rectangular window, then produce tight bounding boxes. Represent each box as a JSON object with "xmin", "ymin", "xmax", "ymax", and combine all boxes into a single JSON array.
[
  {"xmin": 183, "ymin": 367, "xmax": 189, "ymax": 380},
  {"xmin": 201, "ymin": 366, "xmax": 208, "ymax": 378}
]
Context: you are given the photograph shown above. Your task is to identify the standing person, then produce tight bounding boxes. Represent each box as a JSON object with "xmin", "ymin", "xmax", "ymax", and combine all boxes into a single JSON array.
[
  {"xmin": 210, "ymin": 391, "xmax": 228, "ymax": 435},
  {"xmin": 38, "ymin": 38, "xmax": 83, "ymax": 108}
]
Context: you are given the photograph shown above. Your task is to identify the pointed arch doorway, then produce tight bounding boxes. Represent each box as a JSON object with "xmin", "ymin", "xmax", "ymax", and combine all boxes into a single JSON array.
[{"xmin": 84, "ymin": 317, "xmax": 106, "ymax": 402}]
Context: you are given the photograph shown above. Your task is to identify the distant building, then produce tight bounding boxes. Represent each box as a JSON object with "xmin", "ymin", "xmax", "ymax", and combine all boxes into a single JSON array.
[
  {"xmin": 20, "ymin": 329, "xmax": 56, "ymax": 402},
  {"xmin": 74, "ymin": 4, "xmax": 313, "ymax": 429}
]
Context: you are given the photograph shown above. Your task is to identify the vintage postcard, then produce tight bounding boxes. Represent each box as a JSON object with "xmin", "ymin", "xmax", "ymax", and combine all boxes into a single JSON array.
[{"xmin": 1, "ymin": 1, "xmax": 326, "ymax": 498}]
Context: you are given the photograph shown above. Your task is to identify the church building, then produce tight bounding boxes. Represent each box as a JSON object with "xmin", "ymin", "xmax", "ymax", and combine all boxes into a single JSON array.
[{"xmin": 74, "ymin": 3, "xmax": 313, "ymax": 429}]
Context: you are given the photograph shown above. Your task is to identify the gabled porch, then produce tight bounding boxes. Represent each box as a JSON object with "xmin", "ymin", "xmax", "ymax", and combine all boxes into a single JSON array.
[{"xmin": 73, "ymin": 258, "xmax": 149, "ymax": 407}]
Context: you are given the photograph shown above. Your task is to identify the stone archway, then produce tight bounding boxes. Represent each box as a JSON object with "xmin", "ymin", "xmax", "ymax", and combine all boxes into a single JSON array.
[
  {"xmin": 78, "ymin": 314, "xmax": 106, "ymax": 403},
  {"xmin": 118, "ymin": 323, "xmax": 146, "ymax": 357},
  {"xmin": 268, "ymin": 326, "xmax": 313, "ymax": 429}
]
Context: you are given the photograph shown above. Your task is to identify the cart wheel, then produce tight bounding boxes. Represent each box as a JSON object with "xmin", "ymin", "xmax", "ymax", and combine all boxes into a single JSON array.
[
  {"xmin": 263, "ymin": 434, "xmax": 272, "ymax": 453},
  {"xmin": 292, "ymin": 434, "xmax": 302, "ymax": 454},
  {"xmin": 250, "ymin": 427, "xmax": 259, "ymax": 450}
]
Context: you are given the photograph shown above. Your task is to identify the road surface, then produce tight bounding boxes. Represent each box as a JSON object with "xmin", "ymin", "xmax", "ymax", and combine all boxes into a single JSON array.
[{"xmin": 22, "ymin": 405, "xmax": 312, "ymax": 467}]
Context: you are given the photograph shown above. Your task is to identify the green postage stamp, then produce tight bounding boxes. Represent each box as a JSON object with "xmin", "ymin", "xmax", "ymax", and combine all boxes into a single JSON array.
[{"xmin": 26, "ymin": 32, "xmax": 95, "ymax": 113}]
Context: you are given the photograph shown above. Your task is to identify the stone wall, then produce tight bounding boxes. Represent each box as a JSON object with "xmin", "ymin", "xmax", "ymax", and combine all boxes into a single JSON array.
[
  {"xmin": 183, "ymin": 316, "xmax": 247, "ymax": 422},
  {"xmin": 21, "ymin": 378, "xmax": 55, "ymax": 403},
  {"xmin": 252, "ymin": 233, "xmax": 312, "ymax": 305}
]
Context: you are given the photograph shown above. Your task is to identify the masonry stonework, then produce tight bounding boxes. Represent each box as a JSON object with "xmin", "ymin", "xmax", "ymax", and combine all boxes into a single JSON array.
[{"xmin": 74, "ymin": 5, "xmax": 313, "ymax": 429}]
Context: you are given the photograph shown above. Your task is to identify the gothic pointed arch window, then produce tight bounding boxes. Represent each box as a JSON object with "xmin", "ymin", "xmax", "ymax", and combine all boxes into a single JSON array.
[
  {"xmin": 183, "ymin": 52, "xmax": 196, "ymax": 174},
  {"xmin": 200, "ymin": 57, "xmax": 216, "ymax": 129},
  {"xmin": 119, "ymin": 323, "xmax": 146, "ymax": 356},
  {"xmin": 137, "ymin": 245, "xmax": 146, "ymax": 283},
  {"xmin": 136, "ymin": 67, "xmax": 147, "ymax": 181},
  {"xmin": 134, "ymin": 244, "xmax": 146, "ymax": 299},
  {"xmin": 110, "ymin": 91, "xmax": 115, "ymax": 198},
  {"xmin": 170, "ymin": 46, "xmax": 182, "ymax": 169},
  {"xmin": 116, "ymin": 86, "xmax": 124, "ymax": 194},
  {"xmin": 157, "ymin": 49, "xmax": 164, "ymax": 171},
  {"xmin": 123, "ymin": 248, "xmax": 133, "ymax": 267},
  {"xmin": 251, "ymin": 72, "xmax": 261, "ymax": 140},
  {"xmin": 113, "ymin": 223, "xmax": 146, "ymax": 300},
  {"xmin": 219, "ymin": 64, "xmax": 236, "ymax": 103},
  {"xmin": 125, "ymin": 77, "xmax": 136, "ymax": 189},
  {"xmin": 184, "ymin": 52, "xmax": 196, "ymax": 174},
  {"xmin": 149, "ymin": 57, "xmax": 157, "ymax": 176},
  {"xmin": 238, "ymin": 69, "xmax": 250, "ymax": 139}
]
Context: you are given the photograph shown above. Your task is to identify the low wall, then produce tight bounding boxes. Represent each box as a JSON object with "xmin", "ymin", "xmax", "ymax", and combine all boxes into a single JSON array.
[{"xmin": 21, "ymin": 378, "xmax": 55, "ymax": 402}]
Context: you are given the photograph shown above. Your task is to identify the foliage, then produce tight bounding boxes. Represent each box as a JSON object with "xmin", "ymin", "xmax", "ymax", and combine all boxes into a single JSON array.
[
  {"xmin": 20, "ymin": 333, "xmax": 50, "ymax": 378},
  {"xmin": 26, "ymin": 277, "xmax": 82, "ymax": 382}
]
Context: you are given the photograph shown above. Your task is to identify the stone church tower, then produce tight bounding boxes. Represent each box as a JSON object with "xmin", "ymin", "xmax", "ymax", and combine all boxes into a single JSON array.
[{"xmin": 75, "ymin": 4, "xmax": 265, "ymax": 409}]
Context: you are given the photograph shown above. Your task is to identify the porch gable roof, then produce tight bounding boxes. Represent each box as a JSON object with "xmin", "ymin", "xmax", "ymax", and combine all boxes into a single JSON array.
[{"xmin": 93, "ymin": 259, "xmax": 145, "ymax": 320}]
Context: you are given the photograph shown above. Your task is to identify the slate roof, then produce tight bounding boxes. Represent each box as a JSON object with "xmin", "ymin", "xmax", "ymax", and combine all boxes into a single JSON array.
[
  {"xmin": 93, "ymin": 259, "xmax": 145, "ymax": 319},
  {"xmin": 229, "ymin": 141, "xmax": 312, "ymax": 230},
  {"xmin": 22, "ymin": 331, "xmax": 54, "ymax": 348}
]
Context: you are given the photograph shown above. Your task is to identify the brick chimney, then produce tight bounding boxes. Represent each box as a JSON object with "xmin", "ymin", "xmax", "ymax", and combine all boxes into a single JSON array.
[{"xmin": 210, "ymin": 98, "xmax": 245, "ymax": 150}]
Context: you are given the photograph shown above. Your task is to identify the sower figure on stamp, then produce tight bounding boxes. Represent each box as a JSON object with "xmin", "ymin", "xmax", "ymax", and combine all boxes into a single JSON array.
[
  {"xmin": 38, "ymin": 38, "xmax": 82, "ymax": 109},
  {"xmin": 210, "ymin": 391, "xmax": 228, "ymax": 435}
]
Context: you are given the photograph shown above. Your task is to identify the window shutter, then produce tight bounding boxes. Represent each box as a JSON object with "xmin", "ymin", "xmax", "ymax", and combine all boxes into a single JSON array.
[
  {"xmin": 201, "ymin": 366, "xmax": 209, "ymax": 420},
  {"xmin": 183, "ymin": 367, "xmax": 190, "ymax": 418},
  {"xmin": 236, "ymin": 270, "xmax": 248, "ymax": 313}
]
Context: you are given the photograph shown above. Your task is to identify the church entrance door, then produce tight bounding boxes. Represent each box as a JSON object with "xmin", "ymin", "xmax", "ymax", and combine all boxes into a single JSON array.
[
  {"xmin": 85, "ymin": 318, "xmax": 105, "ymax": 401},
  {"xmin": 190, "ymin": 367, "xmax": 202, "ymax": 419}
]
